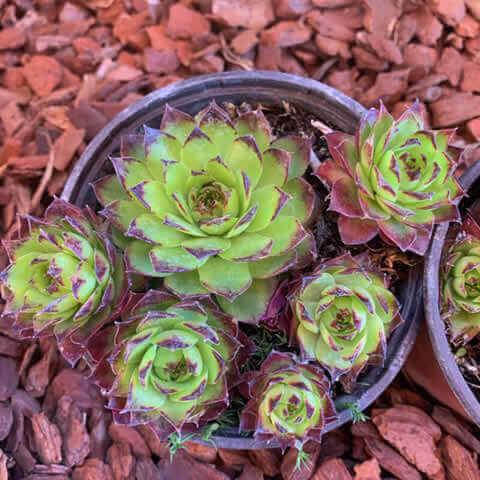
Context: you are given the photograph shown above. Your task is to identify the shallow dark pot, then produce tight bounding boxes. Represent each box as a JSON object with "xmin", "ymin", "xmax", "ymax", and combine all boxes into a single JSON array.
[
  {"xmin": 424, "ymin": 159, "xmax": 480, "ymax": 425},
  {"xmin": 61, "ymin": 71, "xmax": 423, "ymax": 449}
]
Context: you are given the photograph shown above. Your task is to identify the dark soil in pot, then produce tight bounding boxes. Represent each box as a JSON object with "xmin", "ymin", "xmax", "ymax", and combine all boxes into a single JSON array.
[
  {"xmin": 425, "ymin": 159, "xmax": 480, "ymax": 425},
  {"xmin": 62, "ymin": 71, "xmax": 423, "ymax": 449}
]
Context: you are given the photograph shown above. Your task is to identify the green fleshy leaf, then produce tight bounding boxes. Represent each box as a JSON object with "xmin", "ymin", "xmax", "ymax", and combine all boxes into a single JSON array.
[
  {"xmin": 129, "ymin": 181, "xmax": 177, "ymax": 218},
  {"xmin": 219, "ymin": 233, "xmax": 272, "ymax": 262},
  {"xmin": 112, "ymin": 157, "xmax": 151, "ymax": 191},
  {"xmin": 126, "ymin": 241, "xmax": 158, "ymax": 277},
  {"xmin": 271, "ymin": 136, "xmax": 310, "ymax": 181},
  {"xmin": 248, "ymin": 250, "xmax": 296, "ymax": 279},
  {"xmin": 92, "ymin": 175, "xmax": 129, "ymax": 207},
  {"xmin": 261, "ymin": 216, "xmax": 306, "ymax": 256},
  {"xmin": 182, "ymin": 128, "xmax": 218, "ymax": 171},
  {"xmin": 199, "ymin": 256, "xmax": 252, "ymax": 300},
  {"xmin": 181, "ymin": 237, "xmax": 231, "ymax": 259},
  {"xmin": 127, "ymin": 213, "xmax": 190, "ymax": 246},
  {"xmin": 163, "ymin": 162, "xmax": 190, "ymax": 197},
  {"xmin": 164, "ymin": 270, "xmax": 209, "ymax": 297},
  {"xmin": 205, "ymin": 157, "xmax": 236, "ymax": 188},
  {"xmin": 199, "ymin": 216, "xmax": 237, "ymax": 236},
  {"xmin": 256, "ymin": 148, "xmax": 290, "ymax": 189},
  {"xmin": 101, "ymin": 200, "xmax": 148, "ymax": 232},
  {"xmin": 150, "ymin": 246, "xmax": 207, "ymax": 274},
  {"xmin": 279, "ymin": 178, "xmax": 315, "ymax": 224},
  {"xmin": 225, "ymin": 137, "xmax": 263, "ymax": 189},
  {"xmin": 234, "ymin": 110, "xmax": 271, "ymax": 153},
  {"xmin": 247, "ymin": 185, "xmax": 290, "ymax": 233},
  {"xmin": 217, "ymin": 277, "xmax": 278, "ymax": 324},
  {"xmin": 160, "ymin": 105, "xmax": 196, "ymax": 144}
]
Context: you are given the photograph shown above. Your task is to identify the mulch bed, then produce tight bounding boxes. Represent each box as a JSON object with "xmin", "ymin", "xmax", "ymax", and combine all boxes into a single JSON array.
[{"xmin": 1, "ymin": 0, "xmax": 480, "ymax": 479}]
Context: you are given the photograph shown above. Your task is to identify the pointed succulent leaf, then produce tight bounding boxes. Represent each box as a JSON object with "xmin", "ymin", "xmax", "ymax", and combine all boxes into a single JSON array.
[
  {"xmin": 160, "ymin": 105, "xmax": 196, "ymax": 144},
  {"xmin": 199, "ymin": 256, "xmax": 252, "ymax": 300}
]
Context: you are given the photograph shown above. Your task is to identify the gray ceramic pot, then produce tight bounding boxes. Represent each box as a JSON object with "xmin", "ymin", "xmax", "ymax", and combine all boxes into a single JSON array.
[
  {"xmin": 424, "ymin": 160, "xmax": 480, "ymax": 425},
  {"xmin": 62, "ymin": 71, "xmax": 423, "ymax": 448}
]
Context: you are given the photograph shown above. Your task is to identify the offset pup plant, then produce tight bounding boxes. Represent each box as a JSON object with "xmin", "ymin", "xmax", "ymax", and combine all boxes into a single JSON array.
[
  {"xmin": 240, "ymin": 351, "xmax": 336, "ymax": 452},
  {"xmin": 442, "ymin": 203, "xmax": 480, "ymax": 344},
  {"xmin": 90, "ymin": 290, "xmax": 243, "ymax": 439},
  {"xmin": 0, "ymin": 94, "xmax": 457, "ymax": 453},
  {"xmin": 0, "ymin": 198, "xmax": 128, "ymax": 365},
  {"xmin": 290, "ymin": 253, "xmax": 402, "ymax": 381},
  {"xmin": 315, "ymin": 102, "xmax": 463, "ymax": 255}
]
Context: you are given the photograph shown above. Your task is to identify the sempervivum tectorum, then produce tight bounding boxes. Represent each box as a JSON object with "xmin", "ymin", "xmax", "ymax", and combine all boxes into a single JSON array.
[
  {"xmin": 442, "ymin": 204, "xmax": 480, "ymax": 343},
  {"xmin": 240, "ymin": 351, "xmax": 336, "ymax": 451},
  {"xmin": 93, "ymin": 102, "xmax": 317, "ymax": 323},
  {"xmin": 291, "ymin": 253, "xmax": 402, "ymax": 381},
  {"xmin": 315, "ymin": 102, "xmax": 463, "ymax": 255},
  {"xmin": 0, "ymin": 198, "xmax": 128, "ymax": 365},
  {"xmin": 90, "ymin": 289, "xmax": 244, "ymax": 438}
]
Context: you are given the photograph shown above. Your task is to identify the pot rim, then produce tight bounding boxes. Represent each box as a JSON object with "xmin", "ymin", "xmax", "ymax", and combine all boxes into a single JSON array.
[
  {"xmin": 61, "ymin": 71, "xmax": 423, "ymax": 449},
  {"xmin": 424, "ymin": 159, "xmax": 480, "ymax": 425}
]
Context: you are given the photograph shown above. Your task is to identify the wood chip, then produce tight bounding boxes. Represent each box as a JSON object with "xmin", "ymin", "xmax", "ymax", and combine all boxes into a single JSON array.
[
  {"xmin": 441, "ymin": 435, "xmax": 480, "ymax": 480},
  {"xmin": 0, "ymin": 27, "xmax": 26, "ymax": 50},
  {"xmin": 30, "ymin": 413, "xmax": 63, "ymax": 465},
  {"xmin": 108, "ymin": 424, "xmax": 150, "ymax": 458},
  {"xmin": 313, "ymin": 458, "xmax": 353, "ymax": 480},
  {"xmin": 414, "ymin": 7, "xmax": 443, "ymax": 45},
  {"xmin": 276, "ymin": 0, "xmax": 313, "ymax": 19},
  {"xmin": 431, "ymin": 406, "xmax": 480, "ymax": 454},
  {"xmin": 0, "ymin": 102, "xmax": 24, "ymax": 136},
  {"xmin": 354, "ymin": 458, "xmax": 381, "ymax": 480},
  {"xmin": 373, "ymin": 406, "xmax": 444, "ymax": 479},
  {"xmin": 23, "ymin": 56, "xmax": 64, "ymax": 96},
  {"xmin": 307, "ymin": 10, "xmax": 356, "ymax": 41},
  {"xmin": 144, "ymin": 48, "xmax": 179, "ymax": 74},
  {"xmin": 280, "ymin": 442, "xmax": 321, "ymax": 480},
  {"xmin": 212, "ymin": 0, "xmax": 274, "ymax": 30},
  {"xmin": 0, "ymin": 357, "xmax": 18, "ymax": 401},
  {"xmin": 248, "ymin": 449, "xmax": 282, "ymax": 477},
  {"xmin": 0, "ymin": 405, "xmax": 13, "ymax": 442},
  {"xmin": 434, "ymin": 47, "xmax": 464, "ymax": 86},
  {"xmin": 167, "ymin": 4, "xmax": 211, "ymax": 39},
  {"xmin": 364, "ymin": 437, "xmax": 422, "ymax": 480},
  {"xmin": 460, "ymin": 60, "xmax": 480, "ymax": 91},
  {"xmin": 428, "ymin": 0, "xmax": 466, "ymax": 26},
  {"xmin": 72, "ymin": 458, "xmax": 113, "ymax": 480},
  {"xmin": 262, "ymin": 21, "xmax": 312, "ymax": 47},
  {"xmin": 431, "ymin": 91, "xmax": 480, "ymax": 126}
]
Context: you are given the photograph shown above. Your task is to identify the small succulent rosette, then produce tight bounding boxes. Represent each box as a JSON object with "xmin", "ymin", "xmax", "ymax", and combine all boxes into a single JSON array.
[
  {"xmin": 290, "ymin": 253, "xmax": 402, "ymax": 381},
  {"xmin": 0, "ymin": 198, "xmax": 128, "ymax": 365},
  {"xmin": 315, "ymin": 101, "xmax": 463, "ymax": 255},
  {"xmin": 91, "ymin": 289, "xmax": 244, "ymax": 438},
  {"xmin": 442, "ymin": 205, "xmax": 480, "ymax": 343},
  {"xmin": 93, "ymin": 101, "xmax": 317, "ymax": 323},
  {"xmin": 240, "ymin": 351, "xmax": 336, "ymax": 451}
]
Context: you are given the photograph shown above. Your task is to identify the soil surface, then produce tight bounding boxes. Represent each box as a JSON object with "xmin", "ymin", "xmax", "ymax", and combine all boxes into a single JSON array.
[{"xmin": 1, "ymin": 0, "xmax": 480, "ymax": 478}]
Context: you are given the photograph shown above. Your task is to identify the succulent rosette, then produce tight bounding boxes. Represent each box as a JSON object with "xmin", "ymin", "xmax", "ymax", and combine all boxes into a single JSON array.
[
  {"xmin": 93, "ymin": 102, "xmax": 316, "ymax": 323},
  {"xmin": 442, "ymin": 209, "xmax": 480, "ymax": 343},
  {"xmin": 91, "ymin": 289, "xmax": 243, "ymax": 437},
  {"xmin": 0, "ymin": 198, "xmax": 128, "ymax": 365},
  {"xmin": 291, "ymin": 253, "xmax": 402, "ymax": 380},
  {"xmin": 315, "ymin": 102, "xmax": 463, "ymax": 255},
  {"xmin": 240, "ymin": 351, "xmax": 336, "ymax": 450}
]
